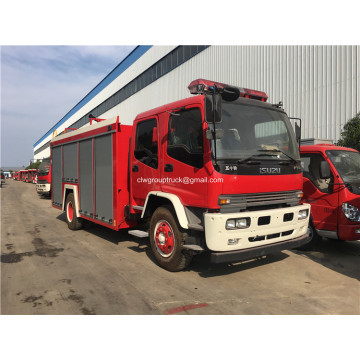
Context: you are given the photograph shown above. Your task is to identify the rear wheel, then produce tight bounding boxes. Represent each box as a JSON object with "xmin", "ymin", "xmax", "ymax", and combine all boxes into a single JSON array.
[
  {"xmin": 149, "ymin": 206, "xmax": 192, "ymax": 271},
  {"xmin": 65, "ymin": 193, "xmax": 83, "ymax": 230}
]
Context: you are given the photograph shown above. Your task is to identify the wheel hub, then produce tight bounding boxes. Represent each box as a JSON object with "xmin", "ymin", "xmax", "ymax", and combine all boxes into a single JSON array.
[
  {"xmin": 154, "ymin": 221, "xmax": 174, "ymax": 257},
  {"xmin": 158, "ymin": 232, "xmax": 166, "ymax": 245}
]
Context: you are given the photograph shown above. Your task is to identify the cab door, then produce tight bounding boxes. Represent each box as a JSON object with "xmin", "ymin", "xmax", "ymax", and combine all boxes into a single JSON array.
[
  {"xmin": 130, "ymin": 117, "xmax": 161, "ymax": 209},
  {"xmin": 301, "ymin": 152, "xmax": 338, "ymax": 231},
  {"xmin": 161, "ymin": 106, "xmax": 208, "ymax": 207}
]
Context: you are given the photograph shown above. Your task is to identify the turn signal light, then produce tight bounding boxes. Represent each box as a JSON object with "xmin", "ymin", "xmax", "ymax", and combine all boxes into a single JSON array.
[{"xmin": 219, "ymin": 198, "xmax": 231, "ymax": 205}]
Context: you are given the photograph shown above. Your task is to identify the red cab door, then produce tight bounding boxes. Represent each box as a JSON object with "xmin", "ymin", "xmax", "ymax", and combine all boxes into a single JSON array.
[
  {"xmin": 161, "ymin": 105, "xmax": 208, "ymax": 207},
  {"xmin": 301, "ymin": 152, "xmax": 338, "ymax": 232},
  {"xmin": 130, "ymin": 117, "xmax": 161, "ymax": 209}
]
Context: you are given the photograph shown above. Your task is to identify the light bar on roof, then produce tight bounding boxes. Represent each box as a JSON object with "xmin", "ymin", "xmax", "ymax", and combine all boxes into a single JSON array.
[{"xmin": 188, "ymin": 79, "xmax": 268, "ymax": 102}]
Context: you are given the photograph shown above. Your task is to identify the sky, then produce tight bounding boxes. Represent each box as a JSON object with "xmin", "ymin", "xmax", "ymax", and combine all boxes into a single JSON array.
[{"xmin": 0, "ymin": 45, "xmax": 136, "ymax": 168}]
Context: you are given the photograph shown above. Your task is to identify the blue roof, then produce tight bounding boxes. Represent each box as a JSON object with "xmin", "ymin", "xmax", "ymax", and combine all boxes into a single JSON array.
[{"xmin": 34, "ymin": 45, "xmax": 152, "ymax": 148}]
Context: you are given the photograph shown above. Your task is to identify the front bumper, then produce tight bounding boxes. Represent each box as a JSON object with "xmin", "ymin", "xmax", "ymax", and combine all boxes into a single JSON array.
[
  {"xmin": 204, "ymin": 204, "xmax": 310, "ymax": 252},
  {"xmin": 210, "ymin": 233, "xmax": 309, "ymax": 263},
  {"xmin": 36, "ymin": 183, "xmax": 51, "ymax": 194}
]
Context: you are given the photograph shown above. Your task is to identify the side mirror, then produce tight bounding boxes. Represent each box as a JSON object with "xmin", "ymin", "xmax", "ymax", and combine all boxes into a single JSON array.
[
  {"xmin": 320, "ymin": 161, "xmax": 331, "ymax": 179},
  {"xmin": 206, "ymin": 128, "xmax": 224, "ymax": 140},
  {"xmin": 205, "ymin": 94, "xmax": 222, "ymax": 123}
]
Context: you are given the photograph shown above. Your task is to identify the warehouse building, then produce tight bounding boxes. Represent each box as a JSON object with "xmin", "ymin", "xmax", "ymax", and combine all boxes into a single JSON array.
[{"xmin": 33, "ymin": 45, "xmax": 359, "ymax": 160}]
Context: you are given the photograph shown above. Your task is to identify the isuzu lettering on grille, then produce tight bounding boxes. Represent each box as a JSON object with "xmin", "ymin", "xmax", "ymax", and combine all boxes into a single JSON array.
[{"xmin": 260, "ymin": 167, "xmax": 281, "ymax": 174}]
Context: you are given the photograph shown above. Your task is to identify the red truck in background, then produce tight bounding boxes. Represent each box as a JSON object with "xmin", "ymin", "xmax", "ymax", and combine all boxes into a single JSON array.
[
  {"xmin": 26, "ymin": 169, "xmax": 38, "ymax": 183},
  {"xmin": 300, "ymin": 142, "xmax": 360, "ymax": 248},
  {"xmin": 33, "ymin": 169, "xmax": 39, "ymax": 183},
  {"xmin": 50, "ymin": 79, "xmax": 310, "ymax": 271},
  {"xmin": 19, "ymin": 170, "xmax": 27, "ymax": 182},
  {"xmin": 36, "ymin": 158, "xmax": 51, "ymax": 197},
  {"xmin": 1, "ymin": 170, "xmax": 5, "ymax": 187}
]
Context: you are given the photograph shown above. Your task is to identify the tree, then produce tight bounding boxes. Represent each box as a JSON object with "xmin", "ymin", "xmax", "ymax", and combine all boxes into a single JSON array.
[
  {"xmin": 336, "ymin": 112, "xmax": 360, "ymax": 151},
  {"xmin": 26, "ymin": 160, "xmax": 41, "ymax": 170}
]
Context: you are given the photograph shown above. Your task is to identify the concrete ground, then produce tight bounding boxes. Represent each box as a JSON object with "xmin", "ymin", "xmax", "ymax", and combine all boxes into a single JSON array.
[{"xmin": 1, "ymin": 180, "xmax": 359, "ymax": 315}]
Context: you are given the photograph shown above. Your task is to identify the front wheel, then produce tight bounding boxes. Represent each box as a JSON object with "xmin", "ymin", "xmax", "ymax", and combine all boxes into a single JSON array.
[
  {"xmin": 297, "ymin": 219, "xmax": 320, "ymax": 250},
  {"xmin": 65, "ymin": 193, "xmax": 83, "ymax": 230},
  {"xmin": 149, "ymin": 206, "xmax": 192, "ymax": 271}
]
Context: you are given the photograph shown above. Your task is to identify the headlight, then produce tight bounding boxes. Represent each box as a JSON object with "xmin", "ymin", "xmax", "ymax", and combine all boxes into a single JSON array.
[
  {"xmin": 236, "ymin": 218, "xmax": 249, "ymax": 228},
  {"xmin": 226, "ymin": 219, "xmax": 236, "ymax": 230},
  {"xmin": 298, "ymin": 209, "xmax": 309, "ymax": 220},
  {"xmin": 226, "ymin": 217, "xmax": 251, "ymax": 230},
  {"xmin": 342, "ymin": 203, "xmax": 360, "ymax": 222}
]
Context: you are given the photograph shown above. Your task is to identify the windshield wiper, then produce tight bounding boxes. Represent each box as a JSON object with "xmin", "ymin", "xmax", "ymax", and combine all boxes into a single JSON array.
[
  {"xmin": 258, "ymin": 146, "xmax": 298, "ymax": 164},
  {"xmin": 237, "ymin": 153, "xmax": 279, "ymax": 164}
]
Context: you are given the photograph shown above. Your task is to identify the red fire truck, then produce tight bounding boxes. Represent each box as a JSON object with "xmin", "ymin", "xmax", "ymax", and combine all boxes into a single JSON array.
[
  {"xmin": 13, "ymin": 171, "xmax": 21, "ymax": 180},
  {"xmin": 51, "ymin": 79, "xmax": 310, "ymax": 271},
  {"xmin": 32, "ymin": 169, "xmax": 38, "ymax": 183},
  {"xmin": 19, "ymin": 170, "xmax": 27, "ymax": 182},
  {"xmin": 36, "ymin": 158, "xmax": 52, "ymax": 196},
  {"xmin": 300, "ymin": 143, "xmax": 360, "ymax": 248},
  {"xmin": 25, "ymin": 169, "xmax": 38, "ymax": 183},
  {"xmin": 1, "ymin": 170, "xmax": 5, "ymax": 187}
]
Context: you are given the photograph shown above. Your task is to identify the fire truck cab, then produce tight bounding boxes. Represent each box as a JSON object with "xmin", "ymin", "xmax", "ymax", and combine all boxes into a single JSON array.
[{"xmin": 36, "ymin": 158, "xmax": 52, "ymax": 196}]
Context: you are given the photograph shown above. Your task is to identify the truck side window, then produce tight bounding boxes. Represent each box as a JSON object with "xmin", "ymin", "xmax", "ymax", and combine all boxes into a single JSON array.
[
  {"xmin": 301, "ymin": 153, "xmax": 333, "ymax": 193},
  {"xmin": 134, "ymin": 119, "xmax": 158, "ymax": 169},
  {"xmin": 167, "ymin": 107, "xmax": 203, "ymax": 168}
]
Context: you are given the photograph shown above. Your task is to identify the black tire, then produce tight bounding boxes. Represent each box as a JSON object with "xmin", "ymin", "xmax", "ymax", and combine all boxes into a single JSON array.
[
  {"xmin": 149, "ymin": 206, "xmax": 193, "ymax": 271},
  {"xmin": 65, "ymin": 193, "xmax": 83, "ymax": 230},
  {"xmin": 296, "ymin": 219, "xmax": 320, "ymax": 250}
]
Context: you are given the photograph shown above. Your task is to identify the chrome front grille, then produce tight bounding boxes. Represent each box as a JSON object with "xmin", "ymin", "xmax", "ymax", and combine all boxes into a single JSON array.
[{"xmin": 219, "ymin": 191, "xmax": 301, "ymax": 212}]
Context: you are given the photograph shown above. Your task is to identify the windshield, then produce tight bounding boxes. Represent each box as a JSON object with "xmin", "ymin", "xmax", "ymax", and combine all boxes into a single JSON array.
[
  {"xmin": 38, "ymin": 158, "xmax": 51, "ymax": 176},
  {"xmin": 210, "ymin": 102, "xmax": 300, "ymax": 162},
  {"xmin": 326, "ymin": 150, "xmax": 360, "ymax": 195}
]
